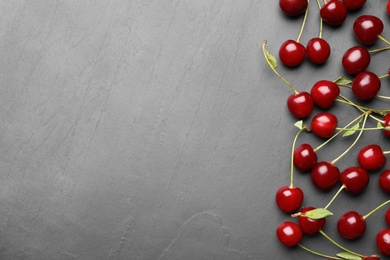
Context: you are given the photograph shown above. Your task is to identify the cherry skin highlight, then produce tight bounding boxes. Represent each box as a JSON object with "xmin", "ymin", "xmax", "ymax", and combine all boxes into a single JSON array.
[
  {"xmin": 306, "ymin": 38, "xmax": 331, "ymax": 64},
  {"xmin": 275, "ymin": 186, "xmax": 304, "ymax": 213},
  {"xmin": 276, "ymin": 221, "xmax": 302, "ymax": 247},
  {"xmin": 310, "ymin": 80, "xmax": 340, "ymax": 109},
  {"xmin": 379, "ymin": 169, "xmax": 390, "ymax": 193},
  {"xmin": 337, "ymin": 211, "xmax": 366, "ymax": 240},
  {"xmin": 279, "ymin": 0, "xmax": 308, "ymax": 16},
  {"xmin": 376, "ymin": 228, "xmax": 390, "ymax": 255},
  {"xmin": 352, "ymin": 71, "xmax": 381, "ymax": 100},
  {"xmin": 311, "ymin": 161, "xmax": 340, "ymax": 190},
  {"xmin": 353, "ymin": 15, "xmax": 384, "ymax": 45},
  {"xmin": 298, "ymin": 206, "xmax": 326, "ymax": 235},
  {"xmin": 294, "ymin": 144, "xmax": 318, "ymax": 172},
  {"xmin": 357, "ymin": 144, "xmax": 386, "ymax": 171},
  {"xmin": 342, "ymin": 46, "xmax": 371, "ymax": 75},
  {"xmin": 320, "ymin": 0, "xmax": 347, "ymax": 26},
  {"xmin": 340, "ymin": 166, "xmax": 369, "ymax": 194},
  {"xmin": 311, "ymin": 112, "xmax": 338, "ymax": 138},
  {"xmin": 343, "ymin": 0, "xmax": 366, "ymax": 10},
  {"xmin": 287, "ymin": 92, "xmax": 314, "ymax": 119},
  {"xmin": 279, "ymin": 40, "xmax": 306, "ymax": 67}
]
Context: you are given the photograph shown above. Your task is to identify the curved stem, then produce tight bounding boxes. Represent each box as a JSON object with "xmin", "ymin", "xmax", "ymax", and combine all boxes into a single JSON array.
[
  {"xmin": 324, "ymin": 185, "xmax": 345, "ymax": 210},
  {"xmin": 376, "ymin": 94, "xmax": 390, "ymax": 100},
  {"xmin": 290, "ymin": 127, "xmax": 307, "ymax": 187},
  {"xmin": 315, "ymin": 0, "xmax": 323, "ymax": 38},
  {"xmin": 335, "ymin": 126, "xmax": 383, "ymax": 131},
  {"xmin": 369, "ymin": 46, "xmax": 390, "ymax": 53},
  {"xmin": 298, "ymin": 244, "xmax": 342, "ymax": 259},
  {"xmin": 379, "ymin": 73, "xmax": 389, "ymax": 79},
  {"xmin": 296, "ymin": 0, "xmax": 310, "ymax": 43},
  {"xmin": 319, "ymin": 230, "xmax": 365, "ymax": 258},
  {"xmin": 378, "ymin": 35, "xmax": 390, "ymax": 46},
  {"xmin": 337, "ymin": 94, "xmax": 390, "ymax": 116},
  {"xmin": 363, "ymin": 199, "xmax": 390, "ymax": 219}
]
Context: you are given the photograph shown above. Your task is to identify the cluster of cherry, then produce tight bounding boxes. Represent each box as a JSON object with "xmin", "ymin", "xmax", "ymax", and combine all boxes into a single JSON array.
[{"xmin": 264, "ymin": 0, "xmax": 390, "ymax": 259}]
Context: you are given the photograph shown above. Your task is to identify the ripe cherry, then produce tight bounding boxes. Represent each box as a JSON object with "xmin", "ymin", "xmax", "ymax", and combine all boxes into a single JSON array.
[
  {"xmin": 340, "ymin": 166, "xmax": 369, "ymax": 194},
  {"xmin": 382, "ymin": 114, "xmax": 390, "ymax": 137},
  {"xmin": 379, "ymin": 169, "xmax": 390, "ymax": 193},
  {"xmin": 362, "ymin": 256, "xmax": 380, "ymax": 260},
  {"xmin": 352, "ymin": 71, "xmax": 381, "ymax": 100},
  {"xmin": 276, "ymin": 221, "xmax": 303, "ymax": 247},
  {"xmin": 279, "ymin": 0, "xmax": 308, "ymax": 16},
  {"xmin": 294, "ymin": 144, "xmax": 318, "ymax": 172},
  {"xmin": 387, "ymin": 1, "xmax": 390, "ymax": 16},
  {"xmin": 310, "ymin": 80, "xmax": 340, "ymax": 109},
  {"xmin": 320, "ymin": 0, "xmax": 347, "ymax": 26},
  {"xmin": 311, "ymin": 161, "xmax": 340, "ymax": 190},
  {"xmin": 311, "ymin": 112, "xmax": 338, "ymax": 138},
  {"xmin": 276, "ymin": 186, "xmax": 304, "ymax": 213},
  {"xmin": 342, "ymin": 46, "xmax": 371, "ymax": 75},
  {"xmin": 343, "ymin": 0, "xmax": 366, "ymax": 10},
  {"xmin": 353, "ymin": 15, "xmax": 384, "ymax": 45},
  {"xmin": 298, "ymin": 206, "xmax": 326, "ymax": 235},
  {"xmin": 337, "ymin": 211, "xmax": 366, "ymax": 239},
  {"xmin": 385, "ymin": 208, "xmax": 390, "ymax": 226},
  {"xmin": 306, "ymin": 38, "xmax": 331, "ymax": 64},
  {"xmin": 287, "ymin": 92, "xmax": 314, "ymax": 118},
  {"xmin": 376, "ymin": 228, "xmax": 390, "ymax": 255},
  {"xmin": 279, "ymin": 40, "xmax": 306, "ymax": 67},
  {"xmin": 358, "ymin": 144, "xmax": 386, "ymax": 171}
]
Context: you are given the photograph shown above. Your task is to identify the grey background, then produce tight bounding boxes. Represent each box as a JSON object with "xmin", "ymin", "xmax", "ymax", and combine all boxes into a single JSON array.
[{"xmin": 0, "ymin": 1, "xmax": 389, "ymax": 259}]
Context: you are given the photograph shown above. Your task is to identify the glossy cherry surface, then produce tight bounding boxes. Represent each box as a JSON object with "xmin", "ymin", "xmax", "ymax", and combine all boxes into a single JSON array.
[
  {"xmin": 306, "ymin": 38, "xmax": 331, "ymax": 64},
  {"xmin": 320, "ymin": 0, "xmax": 347, "ymax": 26},
  {"xmin": 340, "ymin": 166, "xmax": 369, "ymax": 194},
  {"xmin": 276, "ymin": 221, "xmax": 302, "ymax": 247},
  {"xmin": 352, "ymin": 71, "xmax": 381, "ymax": 100},
  {"xmin": 386, "ymin": 208, "xmax": 390, "ymax": 226},
  {"xmin": 298, "ymin": 206, "xmax": 326, "ymax": 235},
  {"xmin": 279, "ymin": 0, "xmax": 308, "ymax": 16},
  {"xmin": 379, "ymin": 169, "xmax": 390, "ymax": 193},
  {"xmin": 342, "ymin": 46, "xmax": 371, "ymax": 75},
  {"xmin": 337, "ymin": 211, "xmax": 366, "ymax": 240},
  {"xmin": 311, "ymin": 112, "xmax": 338, "ymax": 138},
  {"xmin": 287, "ymin": 92, "xmax": 314, "ymax": 118},
  {"xmin": 383, "ymin": 114, "xmax": 390, "ymax": 137},
  {"xmin": 310, "ymin": 80, "xmax": 340, "ymax": 109},
  {"xmin": 353, "ymin": 15, "xmax": 384, "ymax": 45},
  {"xmin": 294, "ymin": 144, "xmax": 318, "ymax": 172},
  {"xmin": 279, "ymin": 40, "xmax": 306, "ymax": 67},
  {"xmin": 343, "ymin": 0, "xmax": 366, "ymax": 10},
  {"xmin": 358, "ymin": 144, "xmax": 386, "ymax": 171},
  {"xmin": 376, "ymin": 228, "xmax": 390, "ymax": 255},
  {"xmin": 276, "ymin": 186, "xmax": 304, "ymax": 213},
  {"xmin": 311, "ymin": 161, "xmax": 340, "ymax": 190}
]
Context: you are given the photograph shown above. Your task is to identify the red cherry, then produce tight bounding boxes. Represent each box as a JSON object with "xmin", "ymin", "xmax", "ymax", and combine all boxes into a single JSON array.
[
  {"xmin": 310, "ymin": 80, "xmax": 340, "ymax": 109},
  {"xmin": 298, "ymin": 206, "xmax": 326, "ymax": 235},
  {"xmin": 311, "ymin": 112, "xmax": 338, "ymax": 138},
  {"xmin": 353, "ymin": 15, "xmax": 384, "ymax": 45},
  {"xmin": 377, "ymin": 228, "xmax": 390, "ymax": 255},
  {"xmin": 275, "ymin": 186, "xmax": 304, "ymax": 213},
  {"xmin": 342, "ymin": 46, "xmax": 371, "ymax": 75},
  {"xmin": 382, "ymin": 114, "xmax": 390, "ymax": 137},
  {"xmin": 352, "ymin": 71, "xmax": 381, "ymax": 100},
  {"xmin": 387, "ymin": 1, "xmax": 390, "ymax": 16},
  {"xmin": 279, "ymin": 0, "xmax": 308, "ymax": 16},
  {"xmin": 340, "ymin": 166, "xmax": 369, "ymax": 194},
  {"xmin": 357, "ymin": 144, "xmax": 386, "ymax": 171},
  {"xmin": 386, "ymin": 208, "xmax": 390, "ymax": 226},
  {"xmin": 311, "ymin": 161, "xmax": 340, "ymax": 190},
  {"xmin": 337, "ymin": 211, "xmax": 366, "ymax": 239},
  {"xmin": 342, "ymin": 0, "xmax": 366, "ymax": 10},
  {"xmin": 306, "ymin": 38, "xmax": 331, "ymax": 64},
  {"xmin": 279, "ymin": 40, "xmax": 306, "ymax": 67},
  {"xmin": 379, "ymin": 169, "xmax": 390, "ymax": 193},
  {"xmin": 362, "ymin": 256, "xmax": 380, "ymax": 260},
  {"xmin": 320, "ymin": 0, "xmax": 347, "ymax": 26},
  {"xmin": 294, "ymin": 144, "xmax": 318, "ymax": 172},
  {"xmin": 287, "ymin": 92, "xmax": 314, "ymax": 118},
  {"xmin": 276, "ymin": 221, "xmax": 302, "ymax": 247}
]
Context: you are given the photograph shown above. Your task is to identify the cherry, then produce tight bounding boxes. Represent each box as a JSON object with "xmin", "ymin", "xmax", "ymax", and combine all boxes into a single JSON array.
[
  {"xmin": 310, "ymin": 80, "xmax": 340, "ymax": 109},
  {"xmin": 320, "ymin": 0, "xmax": 347, "ymax": 26},
  {"xmin": 311, "ymin": 161, "xmax": 340, "ymax": 190},
  {"xmin": 279, "ymin": 40, "xmax": 306, "ymax": 67},
  {"xmin": 298, "ymin": 206, "xmax": 326, "ymax": 235},
  {"xmin": 353, "ymin": 15, "xmax": 384, "ymax": 45},
  {"xmin": 362, "ymin": 256, "xmax": 380, "ymax": 260},
  {"xmin": 306, "ymin": 38, "xmax": 331, "ymax": 64},
  {"xmin": 279, "ymin": 0, "xmax": 308, "ymax": 16},
  {"xmin": 337, "ymin": 211, "xmax": 366, "ymax": 240},
  {"xmin": 376, "ymin": 228, "xmax": 390, "ymax": 255},
  {"xmin": 387, "ymin": 0, "xmax": 390, "ymax": 16},
  {"xmin": 276, "ymin": 186, "xmax": 304, "ymax": 213},
  {"xmin": 382, "ymin": 114, "xmax": 390, "ymax": 137},
  {"xmin": 352, "ymin": 71, "xmax": 381, "ymax": 100},
  {"xmin": 343, "ymin": 0, "xmax": 366, "ymax": 10},
  {"xmin": 294, "ymin": 144, "xmax": 318, "ymax": 172},
  {"xmin": 386, "ymin": 208, "xmax": 390, "ymax": 226},
  {"xmin": 311, "ymin": 112, "xmax": 338, "ymax": 138},
  {"xmin": 276, "ymin": 221, "xmax": 302, "ymax": 247},
  {"xmin": 379, "ymin": 169, "xmax": 390, "ymax": 193},
  {"xmin": 342, "ymin": 46, "xmax": 371, "ymax": 75},
  {"xmin": 358, "ymin": 144, "xmax": 386, "ymax": 171},
  {"xmin": 287, "ymin": 92, "xmax": 314, "ymax": 118},
  {"xmin": 340, "ymin": 166, "xmax": 369, "ymax": 194}
]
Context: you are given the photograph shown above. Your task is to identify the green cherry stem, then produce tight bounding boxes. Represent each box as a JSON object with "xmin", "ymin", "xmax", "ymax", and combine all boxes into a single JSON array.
[
  {"xmin": 298, "ymin": 244, "xmax": 342, "ymax": 259},
  {"xmin": 324, "ymin": 185, "xmax": 345, "ymax": 210},
  {"xmin": 378, "ymin": 35, "xmax": 390, "ymax": 46},
  {"xmin": 290, "ymin": 126, "xmax": 308, "ymax": 187},
  {"xmin": 363, "ymin": 199, "xmax": 390, "ymax": 220},
  {"xmin": 369, "ymin": 46, "xmax": 390, "ymax": 53},
  {"xmin": 296, "ymin": 0, "xmax": 310, "ymax": 43},
  {"xmin": 383, "ymin": 151, "xmax": 390, "ymax": 155},
  {"xmin": 319, "ymin": 230, "xmax": 365, "ymax": 258},
  {"xmin": 315, "ymin": 0, "xmax": 323, "ymax": 38},
  {"xmin": 337, "ymin": 94, "xmax": 390, "ymax": 118}
]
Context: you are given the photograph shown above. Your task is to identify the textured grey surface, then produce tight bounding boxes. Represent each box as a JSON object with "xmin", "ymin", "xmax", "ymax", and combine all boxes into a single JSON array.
[{"xmin": 0, "ymin": 1, "xmax": 389, "ymax": 259}]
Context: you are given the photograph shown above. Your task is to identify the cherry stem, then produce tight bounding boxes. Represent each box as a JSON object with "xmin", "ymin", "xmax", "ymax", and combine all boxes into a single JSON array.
[
  {"xmin": 383, "ymin": 151, "xmax": 390, "ymax": 155},
  {"xmin": 363, "ymin": 199, "xmax": 390, "ymax": 220},
  {"xmin": 369, "ymin": 46, "xmax": 390, "ymax": 53},
  {"xmin": 296, "ymin": 0, "xmax": 310, "ymax": 43},
  {"xmin": 337, "ymin": 94, "xmax": 390, "ymax": 117},
  {"xmin": 331, "ymin": 112, "xmax": 369, "ymax": 165},
  {"xmin": 298, "ymin": 243, "xmax": 342, "ymax": 259},
  {"xmin": 379, "ymin": 74, "xmax": 389, "ymax": 79},
  {"xmin": 335, "ymin": 126, "xmax": 383, "ymax": 131},
  {"xmin": 319, "ymin": 230, "xmax": 365, "ymax": 258},
  {"xmin": 315, "ymin": 0, "xmax": 323, "ymax": 38},
  {"xmin": 290, "ymin": 127, "xmax": 308, "ymax": 187},
  {"xmin": 378, "ymin": 35, "xmax": 390, "ymax": 46},
  {"xmin": 324, "ymin": 185, "xmax": 345, "ymax": 210},
  {"xmin": 376, "ymin": 94, "xmax": 390, "ymax": 100},
  {"xmin": 262, "ymin": 40, "xmax": 299, "ymax": 94},
  {"xmin": 323, "ymin": 0, "xmax": 327, "ymax": 4}
]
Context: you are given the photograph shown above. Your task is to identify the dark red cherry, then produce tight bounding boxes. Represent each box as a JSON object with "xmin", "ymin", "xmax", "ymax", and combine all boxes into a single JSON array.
[
  {"xmin": 298, "ymin": 206, "xmax": 326, "ymax": 235},
  {"xmin": 311, "ymin": 161, "xmax": 340, "ymax": 190},
  {"xmin": 353, "ymin": 15, "xmax": 384, "ymax": 45},
  {"xmin": 311, "ymin": 112, "xmax": 338, "ymax": 138},
  {"xmin": 279, "ymin": 40, "xmax": 306, "ymax": 67},
  {"xmin": 362, "ymin": 256, "xmax": 380, "ymax": 260},
  {"xmin": 342, "ymin": 46, "xmax": 371, "ymax": 75},
  {"xmin": 382, "ymin": 114, "xmax": 390, "ymax": 137},
  {"xmin": 387, "ymin": 1, "xmax": 390, "ymax": 16},
  {"xmin": 276, "ymin": 186, "xmax": 304, "ymax": 213},
  {"xmin": 352, "ymin": 71, "xmax": 381, "ymax": 100},
  {"xmin": 358, "ymin": 144, "xmax": 386, "ymax": 171},
  {"xmin": 276, "ymin": 221, "xmax": 302, "ymax": 247},
  {"xmin": 287, "ymin": 92, "xmax": 314, "ymax": 118},
  {"xmin": 343, "ymin": 0, "xmax": 366, "ymax": 10},
  {"xmin": 379, "ymin": 169, "xmax": 390, "ymax": 193},
  {"xmin": 306, "ymin": 38, "xmax": 331, "ymax": 64},
  {"xmin": 377, "ymin": 228, "xmax": 390, "ymax": 255},
  {"xmin": 279, "ymin": 0, "xmax": 308, "ymax": 16},
  {"xmin": 386, "ymin": 208, "xmax": 390, "ymax": 226},
  {"xmin": 340, "ymin": 166, "xmax": 369, "ymax": 194},
  {"xmin": 294, "ymin": 144, "xmax": 318, "ymax": 172},
  {"xmin": 337, "ymin": 211, "xmax": 366, "ymax": 240},
  {"xmin": 310, "ymin": 80, "xmax": 340, "ymax": 109},
  {"xmin": 320, "ymin": 0, "xmax": 347, "ymax": 26}
]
